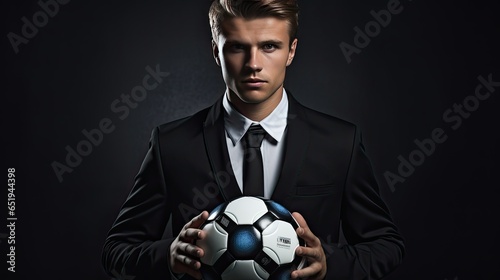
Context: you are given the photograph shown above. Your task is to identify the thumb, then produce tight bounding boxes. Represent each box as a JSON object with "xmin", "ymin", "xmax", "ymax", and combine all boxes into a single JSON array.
[{"xmin": 186, "ymin": 211, "xmax": 209, "ymax": 229}]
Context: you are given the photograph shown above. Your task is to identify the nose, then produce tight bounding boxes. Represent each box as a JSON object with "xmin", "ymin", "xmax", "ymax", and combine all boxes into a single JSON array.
[{"xmin": 245, "ymin": 48, "xmax": 262, "ymax": 72}]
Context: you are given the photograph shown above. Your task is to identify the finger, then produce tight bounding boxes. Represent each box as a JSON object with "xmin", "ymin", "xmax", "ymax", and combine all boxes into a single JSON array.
[
  {"xmin": 291, "ymin": 263, "xmax": 321, "ymax": 279},
  {"xmin": 292, "ymin": 212, "xmax": 320, "ymax": 246},
  {"xmin": 178, "ymin": 242, "xmax": 204, "ymax": 258},
  {"xmin": 292, "ymin": 212, "xmax": 308, "ymax": 229},
  {"xmin": 181, "ymin": 228, "xmax": 205, "ymax": 241},
  {"xmin": 184, "ymin": 211, "xmax": 209, "ymax": 230},
  {"xmin": 296, "ymin": 246, "xmax": 321, "ymax": 260},
  {"xmin": 175, "ymin": 252, "xmax": 201, "ymax": 270}
]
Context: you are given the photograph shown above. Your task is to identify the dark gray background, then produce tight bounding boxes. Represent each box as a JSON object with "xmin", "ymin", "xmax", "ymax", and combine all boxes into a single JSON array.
[{"xmin": 2, "ymin": 0, "xmax": 499, "ymax": 279}]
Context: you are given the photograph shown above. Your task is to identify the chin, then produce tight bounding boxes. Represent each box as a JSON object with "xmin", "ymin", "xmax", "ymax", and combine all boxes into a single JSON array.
[{"xmin": 236, "ymin": 91, "xmax": 272, "ymax": 104}]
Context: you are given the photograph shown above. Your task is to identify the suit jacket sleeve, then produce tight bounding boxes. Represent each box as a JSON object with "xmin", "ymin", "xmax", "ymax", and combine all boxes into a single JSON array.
[
  {"xmin": 102, "ymin": 127, "xmax": 178, "ymax": 279},
  {"xmin": 325, "ymin": 128, "xmax": 405, "ymax": 279}
]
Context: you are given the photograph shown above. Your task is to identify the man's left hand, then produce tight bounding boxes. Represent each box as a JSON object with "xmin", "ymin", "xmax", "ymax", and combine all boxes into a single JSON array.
[{"xmin": 291, "ymin": 212, "xmax": 327, "ymax": 280}]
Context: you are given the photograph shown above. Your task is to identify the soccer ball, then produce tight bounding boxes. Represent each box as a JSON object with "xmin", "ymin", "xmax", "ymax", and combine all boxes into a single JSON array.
[{"xmin": 196, "ymin": 196, "xmax": 305, "ymax": 280}]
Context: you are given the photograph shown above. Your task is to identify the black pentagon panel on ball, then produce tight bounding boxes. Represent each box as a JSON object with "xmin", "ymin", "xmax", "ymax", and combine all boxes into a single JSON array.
[
  {"xmin": 253, "ymin": 212, "xmax": 278, "ymax": 232},
  {"xmin": 227, "ymin": 226, "xmax": 262, "ymax": 259},
  {"xmin": 254, "ymin": 250, "xmax": 279, "ymax": 275},
  {"xmin": 197, "ymin": 196, "xmax": 305, "ymax": 279},
  {"xmin": 215, "ymin": 213, "xmax": 237, "ymax": 234},
  {"xmin": 200, "ymin": 263, "xmax": 222, "ymax": 280},
  {"xmin": 264, "ymin": 200, "xmax": 297, "ymax": 229},
  {"xmin": 207, "ymin": 201, "xmax": 228, "ymax": 222},
  {"xmin": 267, "ymin": 263, "xmax": 295, "ymax": 280},
  {"xmin": 212, "ymin": 250, "xmax": 236, "ymax": 275}
]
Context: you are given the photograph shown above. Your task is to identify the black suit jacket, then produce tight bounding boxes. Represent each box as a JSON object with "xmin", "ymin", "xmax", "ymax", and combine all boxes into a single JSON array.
[{"xmin": 102, "ymin": 93, "xmax": 405, "ymax": 279}]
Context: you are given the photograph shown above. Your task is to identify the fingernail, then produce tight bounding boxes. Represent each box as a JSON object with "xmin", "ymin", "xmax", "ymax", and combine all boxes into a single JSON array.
[
  {"xmin": 296, "ymin": 248, "xmax": 301, "ymax": 255},
  {"xmin": 298, "ymin": 228, "xmax": 304, "ymax": 235}
]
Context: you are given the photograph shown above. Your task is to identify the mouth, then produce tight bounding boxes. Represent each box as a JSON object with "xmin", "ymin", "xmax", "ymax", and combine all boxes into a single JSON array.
[{"xmin": 242, "ymin": 78, "xmax": 266, "ymax": 87}]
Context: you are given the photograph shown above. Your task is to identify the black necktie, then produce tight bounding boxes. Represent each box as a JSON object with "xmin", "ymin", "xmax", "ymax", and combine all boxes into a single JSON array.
[{"xmin": 242, "ymin": 125, "xmax": 266, "ymax": 196}]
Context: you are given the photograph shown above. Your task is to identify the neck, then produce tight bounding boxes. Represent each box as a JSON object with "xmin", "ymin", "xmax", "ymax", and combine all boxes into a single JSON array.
[{"xmin": 227, "ymin": 87, "xmax": 283, "ymax": 122}]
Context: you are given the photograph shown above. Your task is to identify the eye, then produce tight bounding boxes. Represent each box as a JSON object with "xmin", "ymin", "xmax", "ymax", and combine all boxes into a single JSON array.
[
  {"xmin": 262, "ymin": 44, "xmax": 277, "ymax": 51},
  {"xmin": 228, "ymin": 44, "xmax": 245, "ymax": 52}
]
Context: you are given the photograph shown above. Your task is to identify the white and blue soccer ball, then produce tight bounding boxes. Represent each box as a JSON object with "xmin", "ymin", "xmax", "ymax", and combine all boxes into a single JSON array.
[{"xmin": 196, "ymin": 196, "xmax": 306, "ymax": 280}]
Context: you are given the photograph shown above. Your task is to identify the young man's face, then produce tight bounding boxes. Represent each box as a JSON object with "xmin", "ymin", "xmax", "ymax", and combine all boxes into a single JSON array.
[{"xmin": 213, "ymin": 17, "xmax": 297, "ymax": 106}]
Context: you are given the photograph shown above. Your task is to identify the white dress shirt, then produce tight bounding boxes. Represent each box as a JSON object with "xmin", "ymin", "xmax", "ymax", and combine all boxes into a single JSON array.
[{"xmin": 223, "ymin": 89, "xmax": 289, "ymax": 199}]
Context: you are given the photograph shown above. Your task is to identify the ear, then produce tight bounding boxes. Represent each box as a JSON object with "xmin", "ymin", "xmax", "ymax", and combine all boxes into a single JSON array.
[
  {"xmin": 212, "ymin": 39, "xmax": 221, "ymax": 66},
  {"xmin": 286, "ymin": 38, "xmax": 298, "ymax": 66}
]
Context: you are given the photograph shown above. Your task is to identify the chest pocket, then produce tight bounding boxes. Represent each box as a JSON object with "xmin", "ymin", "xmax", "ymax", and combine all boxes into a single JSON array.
[{"xmin": 293, "ymin": 184, "xmax": 337, "ymax": 197}]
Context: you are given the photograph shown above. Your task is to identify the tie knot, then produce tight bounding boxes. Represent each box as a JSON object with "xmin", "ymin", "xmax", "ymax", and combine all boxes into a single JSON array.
[{"xmin": 245, "ymin": 125, "xmax": 266, "ymax": 148}]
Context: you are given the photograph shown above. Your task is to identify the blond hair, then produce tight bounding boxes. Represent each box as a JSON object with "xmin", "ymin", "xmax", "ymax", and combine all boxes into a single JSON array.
[{"xmin": 209, "ymin": 0, "xmax": 299, "ymax": 46}]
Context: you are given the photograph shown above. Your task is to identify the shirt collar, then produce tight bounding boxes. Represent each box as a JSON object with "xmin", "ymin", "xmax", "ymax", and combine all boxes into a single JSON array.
[{"xmin": 223, "ymin": 89, "xmax": 289, "ymax": 146}]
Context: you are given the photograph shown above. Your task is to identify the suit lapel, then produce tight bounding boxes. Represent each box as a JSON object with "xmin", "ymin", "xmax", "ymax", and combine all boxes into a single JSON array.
[
  {"xmin": 203, "ymin": 97, "xmax": 242, "ymax": 201},
  {"xmin": 271, "ymin": 94, "xmax": 310, "ymax": 200}
]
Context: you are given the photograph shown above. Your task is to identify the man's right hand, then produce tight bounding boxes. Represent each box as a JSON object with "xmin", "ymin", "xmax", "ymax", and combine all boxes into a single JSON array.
[{"xmin": 169, "ymin": 211, "xmax": 209, "ymax": 279}]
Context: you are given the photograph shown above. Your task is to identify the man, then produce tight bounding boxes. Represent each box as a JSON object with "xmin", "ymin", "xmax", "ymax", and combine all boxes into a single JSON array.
[{"xmin": 102, "ymin": 0, "xmax": 405, "ymax": 279}]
